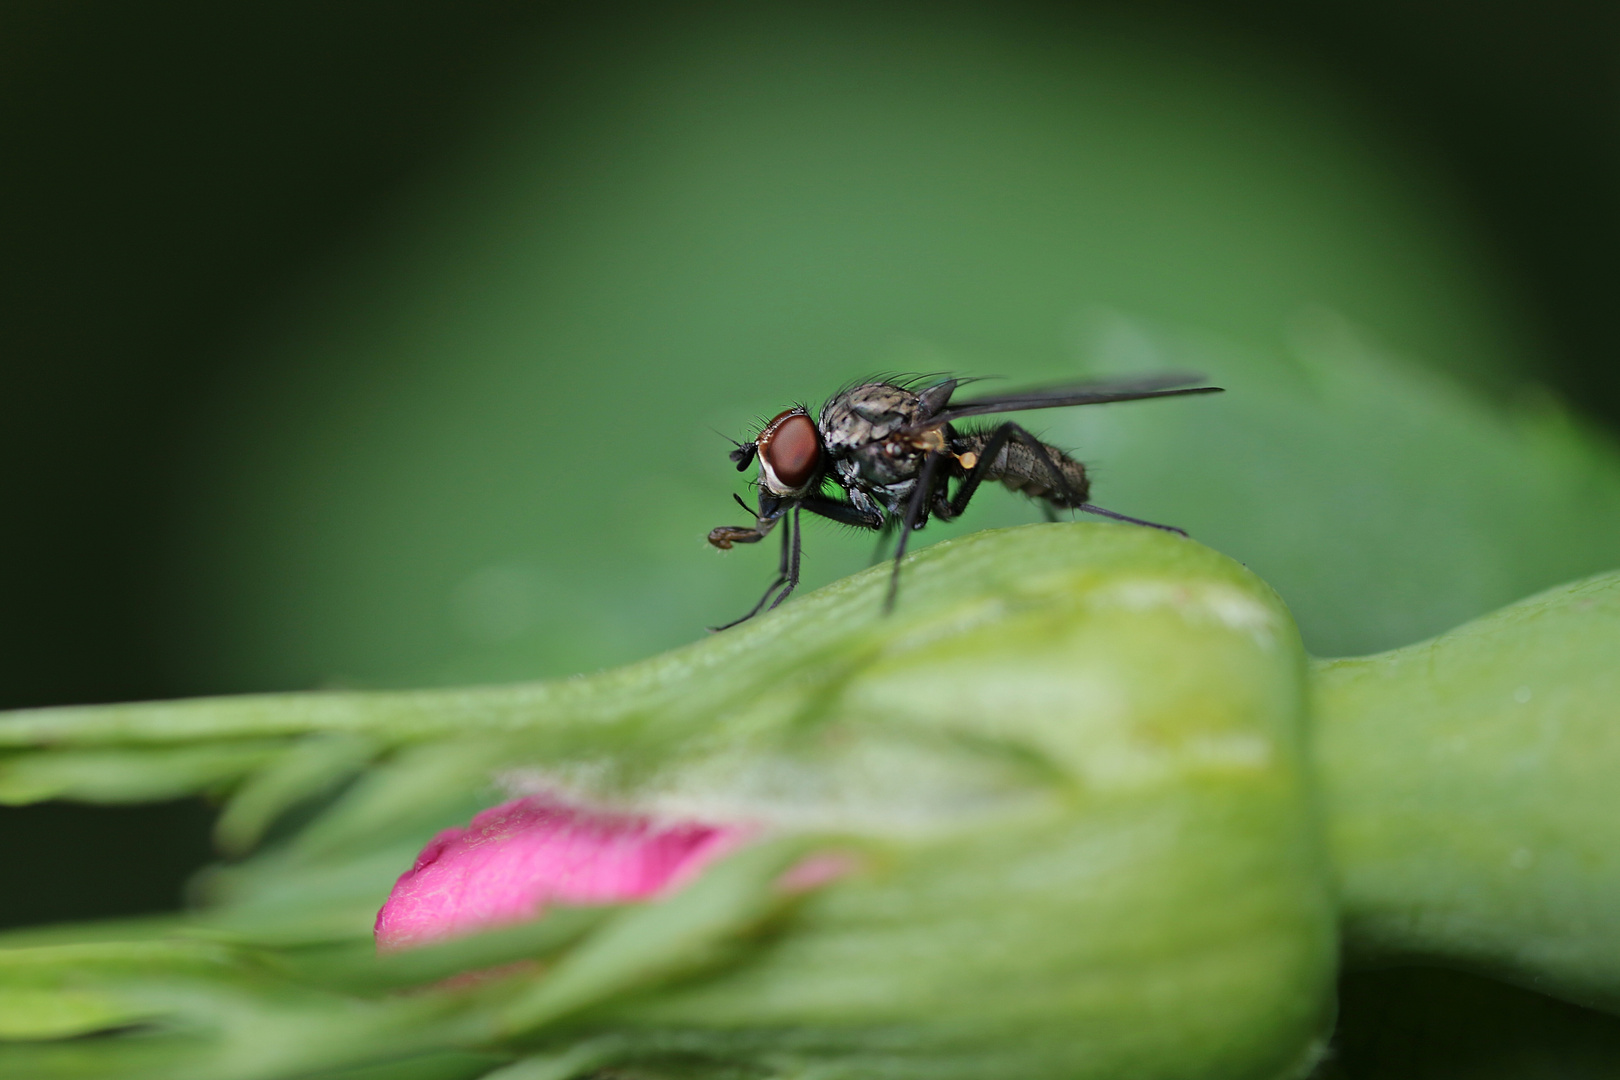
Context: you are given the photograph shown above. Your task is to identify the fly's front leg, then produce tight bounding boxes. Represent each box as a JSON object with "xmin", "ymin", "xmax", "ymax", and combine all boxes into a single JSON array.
[
  {"xmin": 798, "ymin": 493, "xmax": 884, "ymax": 531},
  {"xmin": 709, "ymin": 507, "xmax": 792, "ymax": 631},
  {"xmin": 706, "ymin": 525, "xmax": 767, "ymax": 549},
  {"xmin": 797, "ymin": 492, "xmax": 891, "ymax": 567},
  {"xmin": 764, "ymin": 506, "xmax": 804, "ymax": 614},
  {"xmin": 707, "ymin": 493, "xmax": 779, "ymax": 550}
]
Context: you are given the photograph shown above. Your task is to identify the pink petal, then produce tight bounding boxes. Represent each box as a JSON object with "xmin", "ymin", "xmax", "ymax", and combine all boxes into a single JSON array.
[{"xmin": 375, "ymin": 795, "xmax": 753, "ymax": 950}]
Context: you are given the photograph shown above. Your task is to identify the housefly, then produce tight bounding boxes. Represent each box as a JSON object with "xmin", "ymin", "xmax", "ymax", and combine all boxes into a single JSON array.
[{"xmin": 707, "ymin": 373, "xmax": 1223, "ymax": 629}]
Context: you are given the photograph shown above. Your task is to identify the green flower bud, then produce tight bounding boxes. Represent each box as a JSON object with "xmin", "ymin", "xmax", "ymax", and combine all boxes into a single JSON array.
[
  {"xmin": 472, "ymin": 524, "xmax": 1337, "ymax": 1080},
  {"xmin": 0, "ymin": 524, "xmax": 1615, "ymax": 1080},
  {"xmin": 0, "ymin": 525, "xmax": 1335, "ymax": 1079}
]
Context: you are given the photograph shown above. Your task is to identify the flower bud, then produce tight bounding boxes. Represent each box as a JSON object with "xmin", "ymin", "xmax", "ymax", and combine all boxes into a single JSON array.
[
  {"xmin": 374, "ymin": 524, "xmax": 1339, "ymax": 1079},
  {"xmin": 0, "ymin": 524, "xmax": 1343, "ymax": 1080}
]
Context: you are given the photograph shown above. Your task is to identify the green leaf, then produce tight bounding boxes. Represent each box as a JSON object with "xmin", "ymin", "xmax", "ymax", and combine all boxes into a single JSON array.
[
  {"xmin": 497, "ymin": 840, "xmax": 816, "ymax": 1033},
  {"xmin": 1064, "ymin": 310, "xmax": 1620, "ymax": 657},
  {"xmin": 0, "ymin": 742, "xmax": 284, "ymax": 804},
  {"xmin": 268, "ymin": 908, "xmax": 611, "ymax": 995},
  {"xmin": 214, "ymin": 734, "xmax": 378, "ymax": 855}
]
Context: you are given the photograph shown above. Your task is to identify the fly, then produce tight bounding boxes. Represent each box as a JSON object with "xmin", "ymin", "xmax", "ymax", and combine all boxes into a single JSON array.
[{"xmin": 707, "ymin": 373, "xmax": 1223, "ymax": 629}]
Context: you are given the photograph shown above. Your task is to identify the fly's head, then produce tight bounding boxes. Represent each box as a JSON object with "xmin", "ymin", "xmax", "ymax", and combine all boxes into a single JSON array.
[
  {"xmin": 750, "ymin": 407, "xmax": 823, "ymax": 497},
  {"xmin": 724, "ymin": 407, "xmax": 824, "ymax": 496},
  {"xmin": 709, "ymin": 407, "xmax": 824, "ymax": 550}
]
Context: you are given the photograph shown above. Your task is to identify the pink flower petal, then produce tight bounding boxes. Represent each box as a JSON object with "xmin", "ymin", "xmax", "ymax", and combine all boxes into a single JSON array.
[{"xmin": 375, "ymin": 795, "xmax": 753, "ymax": 950}]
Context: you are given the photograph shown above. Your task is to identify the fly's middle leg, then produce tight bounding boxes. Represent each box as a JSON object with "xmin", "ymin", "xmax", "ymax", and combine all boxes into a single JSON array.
[
  {"xmin": 886, "ymin": 450, "xmax": 948, "ymax": 613},
  {"xmin": 869, "ymin": 516, "xmax": 900, "ymax": 567}
]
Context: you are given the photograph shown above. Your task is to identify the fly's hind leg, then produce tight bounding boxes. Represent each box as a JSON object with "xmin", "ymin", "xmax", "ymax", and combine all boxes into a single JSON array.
[
  {"xmin": 959, "ymin": 422, "xmax": 1187, "ymax": 536},
  {"xmin": 946, "ymin": 421, "xmax": 1073, "ymax": 518},
  {"xmin": 1076, "ymin": 502, "xmax": 1186, "ymax": 536},
  {"xmin": 972, "ymin": 423, "xmax": 1084, "ymax": 510}
]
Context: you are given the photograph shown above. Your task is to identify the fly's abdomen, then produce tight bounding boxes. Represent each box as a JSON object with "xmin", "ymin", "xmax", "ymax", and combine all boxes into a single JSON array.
[{"xmin": 959, "ymin": 431, "xmax": 1091, "ymax": 508}]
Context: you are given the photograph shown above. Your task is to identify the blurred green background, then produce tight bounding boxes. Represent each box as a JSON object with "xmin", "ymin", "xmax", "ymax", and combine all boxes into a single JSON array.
[{"xmin": 3, "ymin": 0, "xmax": 1619, "ymax": 1073}]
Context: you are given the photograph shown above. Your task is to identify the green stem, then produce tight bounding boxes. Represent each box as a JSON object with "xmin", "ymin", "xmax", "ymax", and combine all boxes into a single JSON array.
[{"xmin": 1311, "ymin": 570, "xmax": 1620, "ymax": 1011}]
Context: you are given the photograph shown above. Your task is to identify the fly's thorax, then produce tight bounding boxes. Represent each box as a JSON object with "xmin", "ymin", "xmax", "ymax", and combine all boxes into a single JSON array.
[
  {"xmin": 821, "ymin": 383, "xmax": 934, "ymax": 493},
  {"xmin": 818, "ymin": 384, "xmax": 928, "ymax": 452}
]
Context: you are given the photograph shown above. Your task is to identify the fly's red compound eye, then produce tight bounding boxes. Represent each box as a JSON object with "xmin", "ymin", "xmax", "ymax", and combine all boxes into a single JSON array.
[{"xmin": 757, "ymin": 409, "xmax": 821, "ymax": 492}]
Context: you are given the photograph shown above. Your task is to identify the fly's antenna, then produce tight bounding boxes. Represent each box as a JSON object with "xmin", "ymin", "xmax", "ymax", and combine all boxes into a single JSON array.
[{"xmin": 712, "ymin": 427, "xmax": 759, "ymax": 470}]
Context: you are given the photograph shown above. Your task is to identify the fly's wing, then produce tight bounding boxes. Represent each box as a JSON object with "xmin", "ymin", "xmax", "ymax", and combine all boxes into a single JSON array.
[
  {"xmin": 915, "ymin": 378, "xmax": 962, "ymax": 417},
  {"xmin": 905, "ymin": 373, "xmax": 1222, "ymax": 431}
]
